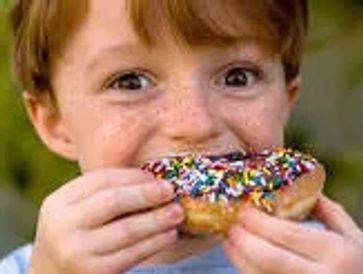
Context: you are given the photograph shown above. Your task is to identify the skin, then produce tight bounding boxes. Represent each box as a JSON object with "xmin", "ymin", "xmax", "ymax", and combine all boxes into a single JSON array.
[
  {"xmin": 225, "ymin": 197, "xmax": 363, "ymax": 274},
  {"xmin": 24, "ymin": 0, "xmax": 363, "ymax": 273}
]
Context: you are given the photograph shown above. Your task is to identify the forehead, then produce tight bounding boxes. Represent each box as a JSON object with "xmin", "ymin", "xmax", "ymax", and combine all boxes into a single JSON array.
[
  {"xmin": 58, "ymin": 0, "xmax": 279, "ymax": 77},
  {"xmin": 68, "ymin": 0, "xmax": 278, "ymax": 56}
]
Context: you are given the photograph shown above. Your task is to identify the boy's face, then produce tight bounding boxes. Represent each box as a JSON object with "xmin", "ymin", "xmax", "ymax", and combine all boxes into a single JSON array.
[{"xmin": 30, "ymin": 0, "xmax": 299, "ymax": 172}]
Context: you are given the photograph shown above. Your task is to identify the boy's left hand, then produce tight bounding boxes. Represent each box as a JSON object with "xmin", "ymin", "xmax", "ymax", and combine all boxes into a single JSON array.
[{"xmin": 224, "ymin": 196, "xmax": 363, "ymax": 274}]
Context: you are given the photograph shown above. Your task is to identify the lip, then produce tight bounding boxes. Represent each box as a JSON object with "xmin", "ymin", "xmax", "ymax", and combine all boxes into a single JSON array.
[{"xmin": 138, "ymin": 144, "xmax": 248, "ymax": 165}]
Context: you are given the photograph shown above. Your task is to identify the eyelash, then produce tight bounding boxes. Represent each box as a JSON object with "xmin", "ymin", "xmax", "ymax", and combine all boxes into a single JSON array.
[
  {"xmin": 106, "ymin": 69, "xmax": 155, "ymax": 91},
  {"xmin": 105, "ymin": 65, "xmax": 263, "ymax": 92},
  {"xmin": 215, "ymin": 65, "xmax": 262, "ymax": 89}
]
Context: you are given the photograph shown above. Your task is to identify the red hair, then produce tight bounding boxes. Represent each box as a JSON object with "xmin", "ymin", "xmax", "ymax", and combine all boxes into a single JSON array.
[{"xmin": 11, "ymin": 0, "xmax": 308, "ymax": 96}]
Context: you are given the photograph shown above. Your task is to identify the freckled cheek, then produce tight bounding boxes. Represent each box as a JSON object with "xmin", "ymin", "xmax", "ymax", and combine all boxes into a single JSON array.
[
  {"xmin": 221, "ymin": 100, "xmax": 286, "ymax": 149},
  {"xmin": 77, "ymin": 111, "xmax": 154, "ymax": 171},
  {"xmin": 249, "ymin": 112, "xmax": 285, "ymax": 147}
]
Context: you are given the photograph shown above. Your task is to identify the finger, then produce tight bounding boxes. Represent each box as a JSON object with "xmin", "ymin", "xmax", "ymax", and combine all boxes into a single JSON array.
[
  {"xmin": 57, "ymin": 168, "xmax": 155, "ymax": 204},
  {"xmin": 312, "ymin": 196, "xmax": 363, "ymax": 243},
  {"xmin": 94, "ymin": 229, "xmax": 178, "ymax": 273},
  {"xmin": 88, "ymin": 203, "xmax": 184, "ymax": 254},
  {"xmin": 228, "ymin": 225, "xmax": 317, "ymax": 274},
  {"xmin": 223, "ymin": 239, "xmax": 262, "ymax": 274},
  {"xmin": 73, "ymin": 180, "xmax": 175, "ymax": 227},
  {"xmin": 238, "ymin": 206, "xmax": 342, "ymax": 260}
]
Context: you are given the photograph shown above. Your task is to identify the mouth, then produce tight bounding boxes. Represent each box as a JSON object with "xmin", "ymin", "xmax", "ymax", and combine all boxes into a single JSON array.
[{"xmin": 140, "ymin": 144, "xmax": 248, "ymax": 165}]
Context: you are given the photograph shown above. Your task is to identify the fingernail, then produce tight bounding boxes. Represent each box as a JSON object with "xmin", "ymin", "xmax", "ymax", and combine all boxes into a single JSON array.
[
  {"xmin": 166, "ymin": 229, "xmax": 178, "ymax": 242},
  {"xmin": 159, "ymin": 180, "xmax": 174, "ymax": 200},
  {"xmin": 166, "ymin": 204, "xmax": 184, "ymax": 221}
]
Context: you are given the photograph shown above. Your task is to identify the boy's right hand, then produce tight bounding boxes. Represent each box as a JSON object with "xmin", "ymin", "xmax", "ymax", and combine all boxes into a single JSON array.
[{"xmin": 27, "ymin": 168, "xmax": 184, "ymax": 274}]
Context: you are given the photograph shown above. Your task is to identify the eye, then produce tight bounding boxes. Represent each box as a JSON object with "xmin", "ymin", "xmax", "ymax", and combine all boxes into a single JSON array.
[
  {"xmin": 107, "ymin": 72, "xmax": 153, "ymax": 91},
  {"xmin": 222, "ymin": 67, "xmax": 260, "ymax": 88}
]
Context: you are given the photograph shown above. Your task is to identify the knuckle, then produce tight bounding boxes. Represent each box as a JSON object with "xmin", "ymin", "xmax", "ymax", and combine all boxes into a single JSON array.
[
  {"xmin": 139, "ymin": 184, "xmax": 155, "ymax": 203},
  {"xmin": 103, "ymin": 189, "xmax": 123, "ymax": 212},
  {"xmin": 129, "ymin": 243, "xmax": 148, "ymax": 262},
  {"xmin": 40, "ymin": 194, "xmax": 58, "ymax": 217},
  {"xmin": 152, "ymin": 210, "xmax": 167, "ymax": 231},
  {"xmin": 39, "ymin": 194, "xmax": 67, "ymax": 237},
  {"xmin": 119, "ymin": 219, "xmax": 138, "ymax": 242},
  {"xmin": 57, "ymin": 241, "xmax": 78, "ymax": 268},
  {"xmin": 278, "ymin": 229, "xmax": 300, "ymax": 245},
  {"xmin": 154, "ymin": 209, "xmax": 166, "ymax": 226},
  {"xmin": 154, "ymin": 205, "xmax": 177, "ymax": 228},
  {"xmin": 140, "ymin": 182, "xmax": 167, "ymax": 205}
]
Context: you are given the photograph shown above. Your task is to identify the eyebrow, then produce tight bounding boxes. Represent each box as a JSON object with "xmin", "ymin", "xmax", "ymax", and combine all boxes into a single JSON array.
[
  {"xmin": 86, "ymin": 36, "xmax": 273, "ymax": 73},
  {"xmin": 85, "ymin": 43, "xmax": 148, "ymax": 72}
]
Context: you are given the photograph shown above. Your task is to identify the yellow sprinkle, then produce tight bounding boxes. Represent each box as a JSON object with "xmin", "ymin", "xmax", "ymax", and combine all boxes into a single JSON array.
[
  {"xmin": 243, "ymin": 171, "xmax": 249, "ymax": 184},
  {"xmin": 262, "ymin": 167, "xmax": 271, "ymax": 176}
]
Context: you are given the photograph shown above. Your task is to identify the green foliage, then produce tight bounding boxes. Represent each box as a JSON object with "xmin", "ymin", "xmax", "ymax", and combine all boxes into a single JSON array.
[{"xmin": 0, "ymin": 1, "xmax": 79, "ymax": 203}]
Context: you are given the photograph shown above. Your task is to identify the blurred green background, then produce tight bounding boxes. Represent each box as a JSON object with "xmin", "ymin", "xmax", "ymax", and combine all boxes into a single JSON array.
[{"xmin": 0, "ymin": 0, "xmax": 362, "ymax": 257}]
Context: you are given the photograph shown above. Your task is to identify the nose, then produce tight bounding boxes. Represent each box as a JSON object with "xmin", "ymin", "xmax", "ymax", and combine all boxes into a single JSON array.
[{"xmin": 159, "ymin": 87, "xmax": 221, "ymax": 144}]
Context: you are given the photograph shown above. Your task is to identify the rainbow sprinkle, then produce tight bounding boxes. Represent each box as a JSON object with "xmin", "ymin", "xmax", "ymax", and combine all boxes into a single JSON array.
[{"xmin": 141, "ymin": 148, "xmax": 318, "ymax": 213}]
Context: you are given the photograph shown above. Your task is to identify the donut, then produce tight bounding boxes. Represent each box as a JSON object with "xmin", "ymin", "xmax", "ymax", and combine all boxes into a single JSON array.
[{"xmin": 141, "ymin": 148, "xmax": 325, "ymax": 235}]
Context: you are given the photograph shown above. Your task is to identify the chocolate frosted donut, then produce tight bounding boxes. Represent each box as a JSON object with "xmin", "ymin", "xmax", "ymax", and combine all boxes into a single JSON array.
[{"xmin": 142, "ymin": 148, "xmax": 325, "ymax": 235}]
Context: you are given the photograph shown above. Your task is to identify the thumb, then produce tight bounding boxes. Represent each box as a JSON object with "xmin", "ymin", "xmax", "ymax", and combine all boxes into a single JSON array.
[{"xmin": 312, "ymin": 195, "xmax": 362, "ymax": 243}]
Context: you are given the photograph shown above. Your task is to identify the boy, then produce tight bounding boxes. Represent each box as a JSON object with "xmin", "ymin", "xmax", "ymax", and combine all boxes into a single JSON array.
[{"xmin": 1, "ymin": 0, "xmax": 363, "ymax": 273}]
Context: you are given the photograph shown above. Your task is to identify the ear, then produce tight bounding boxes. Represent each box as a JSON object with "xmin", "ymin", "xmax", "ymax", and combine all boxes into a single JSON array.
[
  {"xmin": 23, "ymin": 92, "xmax": 77, "ymax": 161},
  {"xmin": 283, "ymin": 76, "xmax": 301, "ymax": 125}
]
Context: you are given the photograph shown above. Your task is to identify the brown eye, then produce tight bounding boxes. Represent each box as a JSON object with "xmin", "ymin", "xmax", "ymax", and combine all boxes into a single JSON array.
[
  {"xmin": 109, "ymin": 72, "xmax": 151, "ymax": 91},
  {"xmin": 224, "ymin": 67, "xmax": 258, "ymax": 87}
]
